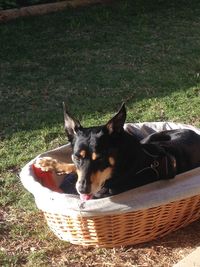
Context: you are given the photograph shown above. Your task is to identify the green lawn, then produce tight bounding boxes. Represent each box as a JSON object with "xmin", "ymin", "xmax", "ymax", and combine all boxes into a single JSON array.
[{"xmin": 1, "ymin": 0, "xmax": 200, "ymax": 266}]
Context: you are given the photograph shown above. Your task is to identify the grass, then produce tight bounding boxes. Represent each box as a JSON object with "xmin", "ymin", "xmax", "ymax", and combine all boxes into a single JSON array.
[{"xmin": 0, "ymin": 0, "xmax": 200, "ymax": 266}]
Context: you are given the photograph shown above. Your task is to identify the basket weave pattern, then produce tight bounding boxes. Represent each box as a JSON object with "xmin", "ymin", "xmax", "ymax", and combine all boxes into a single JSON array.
[
  {"xmin": 20, "ymin": 122, "xmax": 200, "ymax": 247},
  {"xmin": 44, "ymin": 195, "xmax": 200, "ymax": 247}
]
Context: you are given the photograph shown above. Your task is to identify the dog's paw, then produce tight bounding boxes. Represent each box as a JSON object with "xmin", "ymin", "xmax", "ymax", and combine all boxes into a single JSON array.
[
  {"xmin": 35, "ymin": 157, "xmax": 58, "ymax": 172},
  {"xmin": 35, "ymin": 157, "xmax": 76, "ymax": 174}
]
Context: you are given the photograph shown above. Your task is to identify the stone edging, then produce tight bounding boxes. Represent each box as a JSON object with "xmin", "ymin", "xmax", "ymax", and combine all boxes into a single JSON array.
[
  {"xmin": 0, "ymin": 0, "xmax": 108, "ymax": 22},
  {"xmin": 173, "ymin": 247, "xmax": 200, "ymax": 267}
]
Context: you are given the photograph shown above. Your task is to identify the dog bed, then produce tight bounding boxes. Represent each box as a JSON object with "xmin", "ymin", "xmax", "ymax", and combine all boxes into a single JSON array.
[{"xmin": 20, "ymin": 122, "xmax": 200, "ymax": 247}]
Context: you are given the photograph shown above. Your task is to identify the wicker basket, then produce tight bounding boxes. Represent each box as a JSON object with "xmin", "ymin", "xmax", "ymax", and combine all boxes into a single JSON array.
[{"xmin": 20, "ymin": 122, "xmax": 200, "ymax": 247}]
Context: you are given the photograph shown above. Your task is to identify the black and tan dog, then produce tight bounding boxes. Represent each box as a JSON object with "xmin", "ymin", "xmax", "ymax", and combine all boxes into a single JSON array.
[{"xmin": 37, "ymin": 104, "xmax": 200, "ymax": 200}]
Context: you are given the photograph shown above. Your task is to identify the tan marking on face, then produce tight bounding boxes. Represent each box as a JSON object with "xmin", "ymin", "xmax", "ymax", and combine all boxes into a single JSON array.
[
  {"xmin": 80, "ymin": 150, "xmax": 86, "ymax": 158},
  {"xmin": 90, "ymin": 167, "xmax": 112, "ymax": 194},
  {"xmin": 108, "ymin": 157, "xmax": 115, "ymax": 166},
  {"xmin": 92, "ymin": 152, "xmax": 97, "ymax": 161}
]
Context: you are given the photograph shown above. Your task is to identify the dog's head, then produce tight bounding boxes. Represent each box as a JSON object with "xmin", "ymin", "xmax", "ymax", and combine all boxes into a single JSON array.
[{"xmin": 63, "ymin": 103, "xmax": 126, "ymax": 200}]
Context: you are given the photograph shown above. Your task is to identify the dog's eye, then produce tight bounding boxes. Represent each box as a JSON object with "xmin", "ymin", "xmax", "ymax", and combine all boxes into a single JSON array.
[
  {"xmin": 95, "ymin": 155, "xmax": 105, "ymax": 163},
  {"xmin": 92, "ymin": 153, "xmax": 104, "ymax": 162}
]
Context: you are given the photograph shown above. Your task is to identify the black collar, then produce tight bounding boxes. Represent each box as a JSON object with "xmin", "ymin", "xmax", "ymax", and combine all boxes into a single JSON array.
[
  {"xmin": 104, "ymin": 146, "xmax": 177, "ymax": 192},
  {"xmin": 140, "ymin": 147, "xmax": 177, "ymax": 180}
]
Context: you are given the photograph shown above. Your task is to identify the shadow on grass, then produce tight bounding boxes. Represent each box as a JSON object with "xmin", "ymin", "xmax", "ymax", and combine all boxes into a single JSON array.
[
  {"xmin": 1, "ymin": 2, "xmax": 200, "ymax": 265},
  {"xmin": 0, "ymin": 0, "xmax": 200, "ymax": 137}
]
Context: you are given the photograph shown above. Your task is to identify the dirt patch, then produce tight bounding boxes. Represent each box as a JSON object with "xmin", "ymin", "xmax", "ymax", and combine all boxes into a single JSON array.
[
  {"xmin": 50, "ymin": 219, "xmax": 200, "ymax": 266},
  {"xmin": 1, "ymin": 206, "xmax": 200, "ymax": 266}
]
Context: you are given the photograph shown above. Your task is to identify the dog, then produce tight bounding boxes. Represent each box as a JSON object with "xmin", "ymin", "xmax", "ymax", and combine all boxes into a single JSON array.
[{"xmin": 37, "ymin": 103, "xmax": 200, "ymax": 200}]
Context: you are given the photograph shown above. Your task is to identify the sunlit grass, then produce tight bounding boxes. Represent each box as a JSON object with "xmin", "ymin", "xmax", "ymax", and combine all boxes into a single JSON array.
[{"xmin": 1, "ymin": 0, "xmax": 200, "ymax": 265}]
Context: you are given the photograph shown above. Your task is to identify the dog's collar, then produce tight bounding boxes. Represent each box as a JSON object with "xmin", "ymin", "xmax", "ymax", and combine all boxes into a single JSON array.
[
  {"xmin": 140, "ymin": 147, "xmax": 177, "ymax": 180},
  {"xmin": 104, "ymin": 147, "xmax": 177, "ymax": 191}
]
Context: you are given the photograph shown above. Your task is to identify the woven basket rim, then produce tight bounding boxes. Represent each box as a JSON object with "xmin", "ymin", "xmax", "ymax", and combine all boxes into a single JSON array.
[{"xmin": 20, "ymin": 121, "xmax": 200, "ymax": 218}]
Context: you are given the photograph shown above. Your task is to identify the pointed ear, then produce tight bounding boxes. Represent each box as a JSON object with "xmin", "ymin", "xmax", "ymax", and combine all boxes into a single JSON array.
[
  {"xmin": 63, "ymin": 102, "xmax": 82, "ymax": 141},
  {"xmin": 105, "ymin": 103, "xmax": 126, "ymax": 134}
]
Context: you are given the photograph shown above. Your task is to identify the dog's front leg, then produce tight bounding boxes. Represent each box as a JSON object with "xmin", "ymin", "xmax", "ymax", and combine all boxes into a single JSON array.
[{"xmin": 35, "ymin": 157, "xmax": 76, "ymax": 174}]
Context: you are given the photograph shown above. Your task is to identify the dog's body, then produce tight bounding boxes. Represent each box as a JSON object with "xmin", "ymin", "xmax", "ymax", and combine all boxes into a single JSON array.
[{"xmin": 37, "ymin": 104, "xmax": 200, "ymax": 200}]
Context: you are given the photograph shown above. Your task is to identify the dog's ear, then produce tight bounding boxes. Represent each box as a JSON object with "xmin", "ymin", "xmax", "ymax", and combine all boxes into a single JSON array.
[
  {"xmin": 105, "ymin": 103, "xmax": 126, "ymax": 134},
  {"xmin": 63, "ymin": 102, "xmax": 82, "ymax": 141}
]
